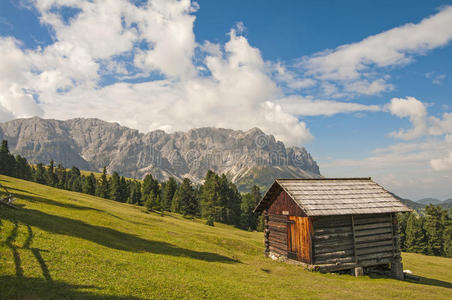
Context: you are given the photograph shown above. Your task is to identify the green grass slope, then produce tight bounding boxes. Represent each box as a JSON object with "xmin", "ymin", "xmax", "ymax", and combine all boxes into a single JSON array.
[{"xmin": 0, "ymin": 175, "xmax": 451, "ymax": 299}]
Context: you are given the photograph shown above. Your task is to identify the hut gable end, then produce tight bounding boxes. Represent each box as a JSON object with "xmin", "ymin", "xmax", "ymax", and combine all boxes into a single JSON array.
[{"xmin": 268, "ymin": 189, "xmax": 306, "ymax": 216}]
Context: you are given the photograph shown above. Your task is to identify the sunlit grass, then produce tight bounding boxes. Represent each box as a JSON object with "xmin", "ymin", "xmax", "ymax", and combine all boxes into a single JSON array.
[{"xmin": 0, "ymin": 175, "xmax": 451, "ymax": 299}]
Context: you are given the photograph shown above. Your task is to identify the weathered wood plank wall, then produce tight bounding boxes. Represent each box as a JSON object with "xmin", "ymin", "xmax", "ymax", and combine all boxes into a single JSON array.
[
  {"xmin": 268, "ymin": 190, "xmax": 305, "ymax": 216},
  {"xmin": 267, "ymin": 214, "xmax": 288, "ymax": 257},
  {"xmin": 312, "ymin": 213, "xmax": 397, "ymax": 271}
]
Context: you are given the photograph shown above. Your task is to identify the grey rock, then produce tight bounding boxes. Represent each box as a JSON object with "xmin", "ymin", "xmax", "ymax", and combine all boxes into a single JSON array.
[{"xmin": 0, "ymin": 117, "xmax": 321, "ymax": 190}]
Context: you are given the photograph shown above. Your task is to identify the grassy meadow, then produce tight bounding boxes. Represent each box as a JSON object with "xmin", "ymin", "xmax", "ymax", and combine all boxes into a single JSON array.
[{"xmin": 0, "ymin": 175, "xmax": 451, "ymax": 299}]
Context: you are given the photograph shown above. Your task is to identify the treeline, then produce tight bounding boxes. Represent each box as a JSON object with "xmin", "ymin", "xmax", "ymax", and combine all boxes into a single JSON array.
[
  {"xmin": 398, "ymin": 205, "xmax": 452, "ymax": 257},
  {"xmin": 0, "ymin": 140, "xmax": 262, "ymax": 230}
]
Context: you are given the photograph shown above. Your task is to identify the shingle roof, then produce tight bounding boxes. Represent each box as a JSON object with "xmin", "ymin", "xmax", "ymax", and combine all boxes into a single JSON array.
[{"xmin": 254, "ymin": 178, "xmax": 411, "ymax": 216}]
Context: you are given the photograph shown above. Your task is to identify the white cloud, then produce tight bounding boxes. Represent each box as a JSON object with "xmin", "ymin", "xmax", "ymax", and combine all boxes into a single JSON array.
[
  {"xmin": 277, "ymin": 96, "xmax": 380, "ymax": 116},
  {"xmin": 425, "ymin": 72, "xmax": 446, "ymax": 84},
  {"xmin": 1, "ymin": 0, "xmax": 389, "ymax": 146},
  {"xmin": 1, "ymin": 0, "xmax": 450, "ymax": 149},
  {"xmin": 298, "ymin": 5, "xmax": 452, "ymax": 96},
  {"xmin": 386, "ymin": 96, "xmax": 428, "ymax": 139},
  {"xmin": 322, "ymin": 136, "xmax": 452, "ymax": 199},
  {"xmin": 431, "ymin": 151, "xmax": 452, "ymax": 171},
  {"xmin": 386, "ymin": 97, "xmax": 452, "ymax": 141}
]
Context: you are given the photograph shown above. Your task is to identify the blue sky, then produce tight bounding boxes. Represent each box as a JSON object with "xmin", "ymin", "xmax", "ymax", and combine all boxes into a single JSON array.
[{"xmin": 1, "ymin": 0, "xmax": 452, "ymax": 199}]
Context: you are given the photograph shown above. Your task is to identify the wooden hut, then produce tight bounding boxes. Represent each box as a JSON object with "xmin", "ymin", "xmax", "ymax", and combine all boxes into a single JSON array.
[{"xmin": 254, "ymin": 178, "xmax": 411, "ymax": 278}]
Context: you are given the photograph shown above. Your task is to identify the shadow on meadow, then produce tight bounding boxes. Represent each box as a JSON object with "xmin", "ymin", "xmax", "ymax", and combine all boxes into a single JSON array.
[
  {"xmin": 0, "ymin": 196, "xmax": 238, "ymax": 264},
  {"xmin": 0, "ymin": 220, "xmax": 145, "ymax": 299},
  {"xmin": 0, "ymin": 275, "xmax": 145, "ymax": 299},
  {"xmin": 8, "ymin": 190, "xmax": 104, "ymax": 213}
]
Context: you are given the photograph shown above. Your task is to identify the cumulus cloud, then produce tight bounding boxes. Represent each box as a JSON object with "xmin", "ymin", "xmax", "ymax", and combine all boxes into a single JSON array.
[
  {"xmin": 386, "ymin": 97, "xmax": 452, "ymax": 141},
  {"xmin": 0, "ymin": 0, "xmax": 388, "ymax": 146},
  {"xmin": 386, "ymin": 97, "xmax": 428, "ymax": 139},
  {"xmin": 297, "ymin": 5, "xmax": 452, "ymax": 96}
]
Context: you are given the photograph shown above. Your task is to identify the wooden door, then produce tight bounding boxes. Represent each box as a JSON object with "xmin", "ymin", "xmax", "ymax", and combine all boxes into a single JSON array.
[{"xmin": 287, "ymin": 216, "xmax": 312, "ymax": 263}]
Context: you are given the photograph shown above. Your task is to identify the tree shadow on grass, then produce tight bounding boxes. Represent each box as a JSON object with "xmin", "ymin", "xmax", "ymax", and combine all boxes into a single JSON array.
[
  {"xmin": 369, "ymin": 273, "xmax": 452, "ymax": 289},
  {"xmin": 405, "ymin": 275, "xmax": 452, "ymax": 289},
  {"xmin": 0, "ymin": 275, "xmax": 145, "ymax": 300},
  {"xmin": 3, "ymin": 186, "xmax": 38, "ymax": 195},
  {"xmin": 10, "ymin": 192, "xmax": 104, "ymax": 213},
  {"xmin": 0, "ymin": 207, "xmax": 239, "ymax": 264}
]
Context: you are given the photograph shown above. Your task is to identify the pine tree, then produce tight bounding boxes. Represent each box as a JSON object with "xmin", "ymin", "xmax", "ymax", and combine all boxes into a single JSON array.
[
  {"xmin": 0, "ymin": 140, "xmax": 16, "ymax": 176},
  {"xmin": 109, "ymin": 171, "xmax": 122, "ymax": 202},
  {"xmin": 45, "ymin": 160, "xmax": 58, "ymax": 186},
  {"xmin": 173, "ymin": 178, "xmax": 197, "ymax": 216},
  {"xmin": 15, "ymin": 155, "xmax": 32, "ymax": 180},
  {"xmin": 71, "ymin": 176, "xmax": 82, "ymax": 192},
  {"xmin": 200, "ymin": 170, "xmax": 220, "ymax": 221},
  {"xmin": 34, "ymin": 163, "xmax": 46, "ymax": 184},
  {"xmin": 120, "ymin": 177, "xmax": 129, "ymax": 202},
  {"xmin": 424, "ymin": 205, "xmax": 446, "ymax": 256},
  {"xmin": 129, "ymin": 181, "xmax": 142, "ymax": 205},
  {"xmin": 82, "ymin": 173, "xmax": 96, "ymax": 195},
  {"xmin": 67, "ymin": 166, "xmax": 81, "ymax": 192},
  {"xmin": 161, "ymin": 177, "xmax": 178, "ymax": 211},
  {"xmin": 405, "ymin": 213, "xmax": 427, "ymax": 254},
  {"xmin": 443, "ymin": 209, "xmax": 452, "ymax": 257},
  {"xmin": 240, "ymin": 186, "xmax": 260, "ymax": 231},
  {"xmin": 55, "ymin": 164, "xmax": 67, "ymax": 189},
  {"xmin": 397, "ymin": 212, "xmax": 410, "ymax": 251},
  {"xmin": 96, "ymin": 166, "xmax": 109, "ymax": 198},
  {"xmin": 142, "ymin": 174, "xmax": 159, "ymax": 203}
]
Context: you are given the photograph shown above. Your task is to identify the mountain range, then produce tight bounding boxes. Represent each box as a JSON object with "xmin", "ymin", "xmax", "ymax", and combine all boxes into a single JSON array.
[{"xmin": 0, "ymin": 117, "xmax": 321, "ymax": 191}]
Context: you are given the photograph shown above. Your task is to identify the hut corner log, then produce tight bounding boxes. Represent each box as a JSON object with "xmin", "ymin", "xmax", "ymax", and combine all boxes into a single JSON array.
[
  {"xmin": 354, "ymin": 266, "xmax": 364, "ymax": 277},
  {"xmin": 391, "ymin": 261, "xmax": 404, "ymax": 280}
]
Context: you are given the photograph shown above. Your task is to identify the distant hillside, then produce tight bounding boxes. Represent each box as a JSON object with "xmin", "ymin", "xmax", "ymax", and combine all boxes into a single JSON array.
[
  {"xmin": 392, "ymin": 194, "xmax": 452, "ymax": 213},
  {"xmin": 0, "ymin": 117, "xmax": 321, "ymax": 191},
  {"xmin": 1, "ymin": 175, "xmax": 452, "ymax": 299},
  {"xmin": 416, "ymin": 198, "xmax": 442, "ymax": 205},
  {"xmin": 390, "ymin": 193, "xmax": 425, "ymax": 213}
]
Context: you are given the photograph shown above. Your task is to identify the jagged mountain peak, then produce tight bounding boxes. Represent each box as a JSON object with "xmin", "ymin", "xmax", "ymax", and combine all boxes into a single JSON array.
[{"xmin": 0, "ymin": 117, "xmax": 321, "ymax": 191}]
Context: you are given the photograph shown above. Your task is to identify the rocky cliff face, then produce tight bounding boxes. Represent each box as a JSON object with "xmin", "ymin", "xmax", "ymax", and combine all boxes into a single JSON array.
[{"xmin": 0, "ymin": 117, "xmax": 321, "ymax": 190}]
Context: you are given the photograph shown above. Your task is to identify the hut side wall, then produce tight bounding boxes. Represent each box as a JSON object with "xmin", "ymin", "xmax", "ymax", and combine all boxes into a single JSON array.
[
  {"xmin": 313, "ymin": 215, "xmax": 354, "ymax": 266},
  {"xmin": 312, "ymin": 213, "xmax": 397, "ymax": 272},
  {"xmin": 267, "ymin": 214, "xmax": 288, "ymax": 257}
]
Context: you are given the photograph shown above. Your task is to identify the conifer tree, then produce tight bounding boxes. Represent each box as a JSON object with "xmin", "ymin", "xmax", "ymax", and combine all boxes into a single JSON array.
[
  {"xmin": 0, "ymin": 140, "xmax": 16, "ymax": 176},
  {"xmin": 240, "ymin": 186, "xmax": 260, "ymax": 231},
  {"xmin": 15, "ymin": 155, "xmax": 32, "ymax": 180},
  {"xmin": 141, "ymin": 174, "xmax": 159, "ymax": 203},
  {"xmin": 162, "ymin": 177, "xmax": 178, "ymax": 211},
  {"xmin": 129, "ymin": 181, "xmax": 142, "ymax": 205},
  {"xmin": 443, "ymin": 215, "xmax": 452, "ymax": 257},
  {"xmin": 120, "ymin": 177, "xmax": 129, "ymax": 202},
  {"xmin": 405, "ymin": 213, "xmax": 427, "ymax": 253},
  {"xmin": 71, "ymin": 176, "xmax": 82, "ymax": 192},
  {"xmin": 200, "ymin": 170, "xmax": 220, "ymax": 221},
  {"xmin": 424, "ymin": 205, "xmax": 448, "ymax": 256},
  {"xmin": 82, "ymin": 173, "xmax": 96, "ymax": 195},
  {"xmin": 173, "ymin": 178, "xmax": 197, "ymax": 216},
  {"xmin": 34, "ymin": 163, "xmax": 46, "ymax": 184},
  {"xmin": 109, "ymin": 171, "xmax": 122, "ymax": 202},
  {"xmin": 45, "ymin": 160, "xmax": 58, "ymax": 186},
  {"xmin": 55, "ymin": 164, "xmax": 67, "ymax": 189},
  {"xmin": 397, "ymin": 212, "xmax": 410, "ymax": 251},
  {"xmin": 96, "ymin": 166, "xmax": 109, "ymax": 198}
]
